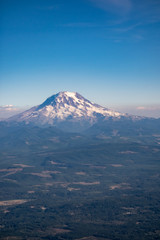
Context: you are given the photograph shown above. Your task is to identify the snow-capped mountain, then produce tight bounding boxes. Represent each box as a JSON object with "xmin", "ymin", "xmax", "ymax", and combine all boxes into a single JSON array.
[
  {"xmin": 5, "ymin": 91, "xmax": 160, "ymax": 135},
  {"xmin": 8, "ymin": 91, "xmax": 126, "ymax": 131}
]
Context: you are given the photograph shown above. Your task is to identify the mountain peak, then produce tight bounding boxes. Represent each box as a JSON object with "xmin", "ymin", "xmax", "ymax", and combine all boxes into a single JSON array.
[
  {"xmin": 38, "ymin": 91, "xmax": 93, "ymax": 110},
  {"xmin": 56, "ymin": 91, "xmax": 85, "ymax": 103},
  {"xmin": 55, "ymin": 91, "xmax": 88, "ymax": 102},
  {"xmin": 59, "ymin": 91, "xmax": 77, "ymax": 97},
  {"xmin": 59, "ymin": 91, "xmax": 87, "ymax": 101}
]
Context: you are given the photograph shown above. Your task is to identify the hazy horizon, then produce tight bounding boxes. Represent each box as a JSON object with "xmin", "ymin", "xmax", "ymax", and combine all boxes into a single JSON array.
[{"xmin": 0, "ymin": 96, "xmax": 160, "ymax": 119}]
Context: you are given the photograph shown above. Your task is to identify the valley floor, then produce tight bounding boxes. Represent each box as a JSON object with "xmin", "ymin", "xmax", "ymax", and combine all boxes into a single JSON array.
[{"xmin": 0, "ymin": 135, "xmax": 160, "ymax": 239}]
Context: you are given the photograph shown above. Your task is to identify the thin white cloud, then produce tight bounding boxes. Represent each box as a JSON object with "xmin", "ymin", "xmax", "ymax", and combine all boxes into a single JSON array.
[
  {"xmin": 114, "ymin": 22, "xmax": 141, "ymax": 33},
  {"xmin": 89, "ymin": 0, "xmax": 132, "ymax": 15},
  {"xmin": 111, "ymin": 105, "xmax": 160, "ymax": 118},
  {"xmin": 136, "ymin": 106, "xmax": 160, "ymax": 111},
  {"xmin": 36, "ymin": 5, "xmax": 60, "ymax": 11},
  {"xmin": 0, "ymin": 106, "xmax": 29, "ymax": 119},
  {"xmin": 136, "ymin": 106, "xmax": 146, "ymax": 110},
  {"xmin": 58, "ymin": 22, "xmax": 99, "ymax": 28},
  {"xmin": 2, "ymin": 105, "xmax": 14, "ymax": 108},
  {"xmin": 0, "ymin": 105, "xmax": 16, "ymax": 111}
]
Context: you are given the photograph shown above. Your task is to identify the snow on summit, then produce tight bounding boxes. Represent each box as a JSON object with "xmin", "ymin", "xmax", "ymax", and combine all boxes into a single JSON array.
[
  {"xmin": 8, "ymin": 91, "xmax": 125, "ymax": 129},
  {"xmin": 36, "ymin": 91, "xmax": 123, "ymax": 119}
]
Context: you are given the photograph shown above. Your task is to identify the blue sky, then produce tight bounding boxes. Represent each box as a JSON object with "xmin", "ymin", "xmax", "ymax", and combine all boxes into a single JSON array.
[{"xmin": 0, "ymin": 0, "xmax": 160, "ymax": 116}]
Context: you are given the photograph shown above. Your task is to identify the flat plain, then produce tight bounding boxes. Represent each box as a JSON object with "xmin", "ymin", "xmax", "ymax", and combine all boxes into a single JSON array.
[{"xmin": 0, "ymin": 126, "xmax": 160, "ymax": 239}]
